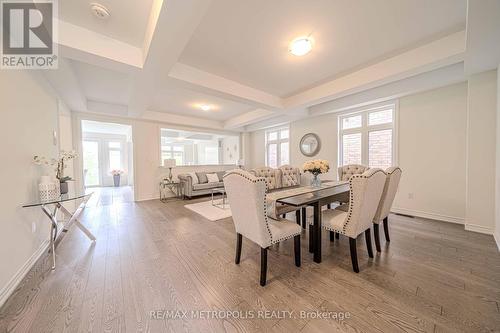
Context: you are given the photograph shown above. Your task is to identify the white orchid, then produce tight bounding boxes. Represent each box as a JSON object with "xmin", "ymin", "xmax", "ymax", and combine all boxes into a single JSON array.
[{"xmin": 33, "ymin": 150, "xmax": 78, "ymax": 181}]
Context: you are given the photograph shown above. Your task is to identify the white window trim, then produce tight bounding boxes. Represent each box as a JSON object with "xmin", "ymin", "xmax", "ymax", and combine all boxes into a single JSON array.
[
  {"xmin": 338, "ymin": 101, "xmax": 399, "ymax": 169},
  {"xmin": 265, "ymin": 126, "xmax": 290, "ymax": 168}
]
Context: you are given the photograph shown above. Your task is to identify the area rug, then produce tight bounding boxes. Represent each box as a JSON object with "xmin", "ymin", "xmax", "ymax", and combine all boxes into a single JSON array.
[{"xmin": 184, "ymin": 199, "xmax": 232, "ymax": 221}]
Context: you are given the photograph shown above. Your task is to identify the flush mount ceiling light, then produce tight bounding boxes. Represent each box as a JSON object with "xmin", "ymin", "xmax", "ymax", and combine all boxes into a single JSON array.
[
  {"xmin": 90, "ymin": 3, "xmax": 110, "ymax": 20},
  {"xmin": 289, "ymin": 36, "xmax": 314, "ymax": 56},
  {"xmin": 199, "ymin": 104, "xmax": 211, "ymax": 111}
]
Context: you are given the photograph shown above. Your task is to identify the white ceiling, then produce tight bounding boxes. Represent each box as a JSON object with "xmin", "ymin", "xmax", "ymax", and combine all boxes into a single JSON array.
[
  {"xmin": 59, "ymin": 0, "xmax": 154, "ymax": 47},
  {"xmin": 45, "ymin": 0, "xmax": 500, "ymax": 132},
  {"xmin": 71, "ymin": 60, "xmax": 132, "ymax": 105},
  {"xmin": 149, "ymin": 85, "xmax": 255, "ymax": 121},
  {"xmin": 180, "ymin": 0, "xmax": 467, "ymax": 97}
]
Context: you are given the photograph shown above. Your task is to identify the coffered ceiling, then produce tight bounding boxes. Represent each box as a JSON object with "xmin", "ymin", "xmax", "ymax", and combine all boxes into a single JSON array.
[{"xmin": 42, "ymin": 0, "xmax": 498, "ymax": 132}]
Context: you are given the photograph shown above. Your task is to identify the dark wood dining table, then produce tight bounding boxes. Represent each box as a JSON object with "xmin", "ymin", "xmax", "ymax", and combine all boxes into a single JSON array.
[{"xmin": 276, "ymin": 183, "xmax": 350, "ymax": 263}]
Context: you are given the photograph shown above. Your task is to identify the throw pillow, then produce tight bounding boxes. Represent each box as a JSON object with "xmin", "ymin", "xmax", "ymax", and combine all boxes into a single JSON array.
[
  {"xmin": 216, "ymin": 171, "xmax": 226, "ymax": 181},
  {"xmin": 196, "ymin": 172, "xmax": 208, "ymax": 184},
  {"xmin": 206, "ymin": 173, "xmax": 219, "ymax": 183},
  {"xmin": 187, "ymin": 172, "xmax": 199, "ymax": 184}
]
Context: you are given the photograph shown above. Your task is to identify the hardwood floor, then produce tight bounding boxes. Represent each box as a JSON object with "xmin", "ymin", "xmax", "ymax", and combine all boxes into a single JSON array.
[{"xmin": 1, "ymin": 195, "xmax": 499, "ymax": 332}]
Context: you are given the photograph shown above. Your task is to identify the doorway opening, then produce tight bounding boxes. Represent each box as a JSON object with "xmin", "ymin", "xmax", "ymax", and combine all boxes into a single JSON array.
[{"xmin": 81, "ymin": 120, "xmax": 134, "ymax": 204}]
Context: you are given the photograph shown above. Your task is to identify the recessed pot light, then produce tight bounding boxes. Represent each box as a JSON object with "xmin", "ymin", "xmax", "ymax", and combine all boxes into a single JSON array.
[
  {"xmin": 200, "ymin": 105, "xmax": 211, "ymax": 111},
  {"xmin": 289, "ymin": 36, "xmax": 313, "ymax": 56}
]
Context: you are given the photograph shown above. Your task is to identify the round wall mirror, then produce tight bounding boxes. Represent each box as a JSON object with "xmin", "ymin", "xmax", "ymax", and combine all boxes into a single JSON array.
[{"xmin": 299, "ymin": 133, "xmax": 321, "ymax": 157}]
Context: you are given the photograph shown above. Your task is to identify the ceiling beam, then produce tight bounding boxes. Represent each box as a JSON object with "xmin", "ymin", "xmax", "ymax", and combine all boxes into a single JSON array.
[
  {"xmin": 309, "ymin": 62, "xmax": 467, "ymax": 116},
  {"xmin": 57, "ymin": 20, "xmax": 142, "ymax": 73},
  {"xmin": 42, "ymin": 57, "xmax": 87, "ymax": 112},
  {"xmin": 464, "ymin": 0, "xmax": 500, "ymax": 75},
  {"xmin": 285, "ymin": 30, "xmax": 466, "ymax": 109},
  {"xmin": 143, "ymin": 110, "xmax": 224, "ymax": 130},
  {"xmin": 128, "ymin": 0, "xmax": 213, "ymax": 117},
  {"xmin": 168, "ymin": 63, "xmax": 283, "ymax": 110},
  {"xmin": 224, "ymin": 108, "xmax": 278, "ymax": 129}
]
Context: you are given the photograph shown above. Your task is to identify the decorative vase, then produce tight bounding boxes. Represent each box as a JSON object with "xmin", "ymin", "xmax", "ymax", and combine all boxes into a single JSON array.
[
  {"xmin": 113, "ymin": 174, "xmax": 121, "ymax": 187},
  {"xmin": 60, "ymin": 182, "xmax": 68, "ymax": 194},
  {"xmin": 39, "ymin": 181, "xmax": 60, "ymax": 202},
  {"xmin": 311, "ymin": 173, "xmax": 321, "ymax": 188}
]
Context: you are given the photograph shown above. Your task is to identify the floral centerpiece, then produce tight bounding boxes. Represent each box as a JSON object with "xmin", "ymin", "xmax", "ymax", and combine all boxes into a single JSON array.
[
  {"xmin": 34, "ymin": 150, "xmax": 77, "ymax": 194},
  {"xmin": 110, "ymin": 169, "xmax": 124, "ymax": 187},
  {"xmin": 303, "ymin": 159, "xmax": 330, "ymax": 187}
]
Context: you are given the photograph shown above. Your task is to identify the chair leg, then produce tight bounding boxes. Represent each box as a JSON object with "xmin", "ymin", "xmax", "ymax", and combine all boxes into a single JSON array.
[
  {"xmin": 308, "ymin": 225, "xmax": 314, "ymax": 253},
  {"xmin": 349, "ymin": 238, "xmax": 359, "ymax": 273},
  {"xmin": 365, "ymin": 229, "xmax": 373, "ymax": 258},
  {"xmin": 295, "ymin": 210, "xmax": 301, "ymax": 226},
  {"xmin": 294, "ymin": 235, "xmax": 301, "ymax": 267},
  {"xmin": 383, "ymin": 217, "xmax": 390, "ymax": 242},
  {"xmin": 336, "ymin": 232, "xmax": 340, "ymax": 239},
  {"xmin": 235, "ymin": 233, "xmax": 242, "ymax": 264},
  {"xmin": 329, "ymin": 231, "xmax": 335, "ymax": 242},
  {"xmin": 282, "ymin": 214, "xmax": 286, "ymax": 218},
  {"xmin": 327, "ymin": 203, "xmax": 331, "ymax": 209},
  {"xmin": 260, "ymin": 247, "xmax": 268, "ymax": 286},
  {"xmin": 301, "ymin": 207, "xmax": 306, "ymax": 229},
  {"xmin": 373, "ymin": 224, "xmax": 381, "ymax": 252}
]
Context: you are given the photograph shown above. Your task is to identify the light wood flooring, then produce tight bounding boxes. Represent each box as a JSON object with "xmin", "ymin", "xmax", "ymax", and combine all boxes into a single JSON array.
[{"xmin": 0, "ymin": 195, "xmax": 499, "ymax": 332}]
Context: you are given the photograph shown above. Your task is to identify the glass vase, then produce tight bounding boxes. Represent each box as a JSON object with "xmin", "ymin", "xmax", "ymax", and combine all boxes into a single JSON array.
[{"xmin": 311, "ymin": 173, "xmax": 321, "ymax": 188}]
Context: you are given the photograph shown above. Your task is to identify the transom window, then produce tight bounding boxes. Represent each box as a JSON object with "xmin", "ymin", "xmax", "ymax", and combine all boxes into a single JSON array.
[
  {"xmin": 266, "ymin": 127, "xmax": 289, "ymax": 168},
  {"xmin": 339, "ymin": 104, "xmax": 396, "ymax": 169}
]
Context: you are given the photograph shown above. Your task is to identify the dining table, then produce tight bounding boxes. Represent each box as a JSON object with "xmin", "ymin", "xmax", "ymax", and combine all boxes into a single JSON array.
[{"xmin": 275, "ymin": 182, "xmax": 350, "ymax": 263}]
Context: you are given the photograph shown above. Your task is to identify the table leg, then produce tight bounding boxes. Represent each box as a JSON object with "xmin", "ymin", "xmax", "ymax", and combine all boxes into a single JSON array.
[
  {"xmin": 58, "ymin": 200, "xmax": 96, "ymax": 241},
  {"xmin": 313, "ymin": 201, "xmax": 322, "ymax": 263},
  {"xmin": 41, "ymin": 204, "xmax": 58, "ymax": 270}
]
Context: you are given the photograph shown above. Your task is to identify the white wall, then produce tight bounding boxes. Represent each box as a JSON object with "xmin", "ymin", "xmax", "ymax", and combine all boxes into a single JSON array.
[
  {"xmin": 247, "ymin": 83, "xmax": 469, "ymax": 223},
  {"xmin": 466, "ymin": 70, "xmax": 497, "ymax": 234},
  {"xmin": 247, "ymin": 115, "xmax": 339, "ymax": 182},
  {"xmin": 133, "ymin": 121, "xmax": 237, "ymax": 200},
  {"xmin": 0, "ymin": 72, "xmax": 60, "ymax": 306},
  {"xmin": 393, "ymin": 83, "xmax": 467, "ymax": 222},
  {"xmin": 496, "ymin": 65, "xmax": 500, "ymax": 249}
]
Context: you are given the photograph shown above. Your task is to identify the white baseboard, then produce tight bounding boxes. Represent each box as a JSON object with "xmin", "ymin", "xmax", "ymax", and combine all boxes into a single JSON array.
[
  {"xmin": 464, "ymin": 223, "xmax": 494, "ymax": 235},
  {"xmin": 391, "ymin": 207, "xmax": 465, "ymax": 224},
  {"xmin": 494, "ymin": 228, "xmax": 500, "ymax": 251},
  {"xmin": 0, "ymin": 240, "xmax": 49, "ymax": 308}
]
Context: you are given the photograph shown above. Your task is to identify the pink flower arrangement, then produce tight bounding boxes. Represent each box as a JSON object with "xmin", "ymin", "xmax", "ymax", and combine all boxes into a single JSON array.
[{"xmin": 110, "ymin": 169, "xmax": 124, "ymax": 176}]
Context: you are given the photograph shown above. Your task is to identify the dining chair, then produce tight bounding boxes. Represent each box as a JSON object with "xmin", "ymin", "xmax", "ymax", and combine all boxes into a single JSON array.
[
  {"xmin": 223, "ymin": 169, "xmax": 302, "ymax": 286},
  {"xmin": 372, "ymin": 166, "xmax": 402, "ymax": 252},
  {"xmin": 338, "ymin": 164, "xmax": 370, "ymax": 181},
  {"xmin": 279, "ymin": 165, "xmax": 306, "ymax": 227},
  {"xmin": 320, "ymin": 168, "xmax": 386, "ymax": 272}
]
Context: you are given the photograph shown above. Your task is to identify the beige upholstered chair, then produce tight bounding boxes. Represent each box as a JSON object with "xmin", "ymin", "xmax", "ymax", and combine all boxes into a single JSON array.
[
  {"xmin": 279, "ymin": 165, "xmax": 300, "ymax": 187},
  {"xmin": 250, "ymin": 167, "xmax": 281, "ymax": 190},
  {"xmin": 223, "ymin": 169, "xmax": 302, "ymax": 286},
  {"xmin": 372, "ymin": 166, "xmax": 402, "ymax": 252},
  {"xmin": 338, "ymin": 164, "xmax": 370, "ymax": 181},
  {"xmin": 320, "ymin": 168, "xmax": 386, "ymax": 272}
]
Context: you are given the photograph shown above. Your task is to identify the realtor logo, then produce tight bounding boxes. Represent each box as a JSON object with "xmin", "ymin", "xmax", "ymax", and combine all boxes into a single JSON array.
[{"xmin": 1, "ymin": 0, "xmax": 58, "ymax": 69}]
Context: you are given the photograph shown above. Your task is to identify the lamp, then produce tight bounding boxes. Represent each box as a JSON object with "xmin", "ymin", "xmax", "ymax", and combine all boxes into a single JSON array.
[
  {"xmin": 163, "ymin": 159, "xmax": 176, "ymax": 182},
  {"xmin": 236, "ymin": 159, "xmax": 245, "ymax": 169}
]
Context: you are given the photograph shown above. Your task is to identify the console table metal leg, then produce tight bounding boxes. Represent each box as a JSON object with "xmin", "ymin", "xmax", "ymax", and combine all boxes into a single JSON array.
[
  {"xmin": 42, "ymin": 204, "xmax": 58, "ymax": 270},
  {"xmin": 58, "ymin": 199, "xmax": 96, "ymax": 241}
]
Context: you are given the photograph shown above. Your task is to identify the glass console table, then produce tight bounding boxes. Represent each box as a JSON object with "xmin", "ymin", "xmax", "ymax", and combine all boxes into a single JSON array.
[{"xmin": 22, "ymin": 192, "xmax": 96, "ymax": 270}]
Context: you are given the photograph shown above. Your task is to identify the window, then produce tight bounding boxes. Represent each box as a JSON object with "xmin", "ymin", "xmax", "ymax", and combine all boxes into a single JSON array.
[
  {"xmin": 160, "ymin": 128, "xmax": 239, "ymax": 166},
  {"xmin": 339, "ymin": 104, "xmax": 396, "ymax": 170},
  {"xmin": 266, "ymin": 127, "xmax": 289, "ymax": 168},
  {"xmin": 108, "ymin": 141, "xmax": 122, "ymax": 171}
]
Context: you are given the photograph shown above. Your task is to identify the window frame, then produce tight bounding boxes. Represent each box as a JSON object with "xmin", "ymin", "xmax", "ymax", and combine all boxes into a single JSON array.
[
  {"xmin": 265, "ymin": 126, "xmax": 290, "ymax": 168},
  {"xmin": 338, "ymin": 102, "xmax": 398, "ymax": 169}
]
